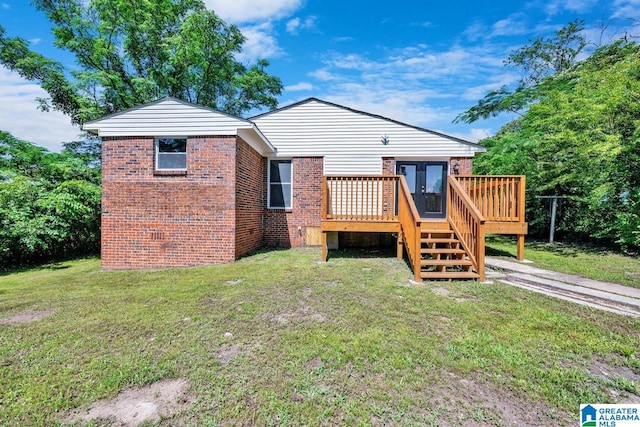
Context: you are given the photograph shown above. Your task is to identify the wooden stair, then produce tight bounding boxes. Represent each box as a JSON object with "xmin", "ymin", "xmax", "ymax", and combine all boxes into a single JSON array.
[{"xmin": 419, "ymin": 228, "xmax": 479, "ymax": 280}]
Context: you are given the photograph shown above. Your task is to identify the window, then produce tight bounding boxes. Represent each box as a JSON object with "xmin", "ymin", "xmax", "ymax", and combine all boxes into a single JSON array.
[
  {"xmin": 156, "ymin": 137, "xmax": 187, "ymax": 170},
  {"xmin": 268, "ymin": 159, "xmax": 292, "ymax": 209}
]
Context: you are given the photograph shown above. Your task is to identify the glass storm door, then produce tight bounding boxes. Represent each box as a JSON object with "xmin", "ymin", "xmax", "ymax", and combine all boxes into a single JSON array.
[{"xmin": 397, "ymin": 161, "xmax": 447, "ymax": 218}]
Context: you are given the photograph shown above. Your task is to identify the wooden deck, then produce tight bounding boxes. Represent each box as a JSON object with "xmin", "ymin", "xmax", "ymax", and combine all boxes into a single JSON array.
[{"xmin": 321, "ymin": 175, "xmax": 528, "ymax": 281}]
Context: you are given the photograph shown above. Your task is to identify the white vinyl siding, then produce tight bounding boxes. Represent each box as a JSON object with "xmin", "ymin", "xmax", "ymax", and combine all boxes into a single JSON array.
[
  {"xmin": 85, "ymin": 98, "xmax": 252, "ymax": 137},
  {"xmin": 84, "ymin": 97, "xmax": 275, "ymax": 155},
  {"xmin": 253, "ymin": 100, "xmax": 483, "ymax": 175}
]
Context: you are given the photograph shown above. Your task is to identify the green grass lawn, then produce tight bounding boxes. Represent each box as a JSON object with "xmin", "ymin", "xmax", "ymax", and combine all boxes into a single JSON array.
[
  {"xmin": 1, "ymin": 248, "xmax": 639, "ymax": 426},
  {"xmin": 486, "ymin": 235, "xmax": 640, "ymax": 288}
]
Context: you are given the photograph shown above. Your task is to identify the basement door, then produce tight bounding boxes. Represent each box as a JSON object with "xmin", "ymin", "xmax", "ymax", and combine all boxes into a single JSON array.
[{"xmin": 396, "ymin": 161, "xmax": 447, "ymax": 219}]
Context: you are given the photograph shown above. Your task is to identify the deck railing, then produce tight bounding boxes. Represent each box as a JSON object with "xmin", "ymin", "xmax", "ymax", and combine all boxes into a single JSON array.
[
  {"xmin": 447, "ymin": 176, "xmax": 486, "ymax": 281},
  {"xmin": 397, "ymin": 175, "xmax": 422, "ymax": 281},
  {"xmin": 455, "ymin": 175, "xmax": 525, "ymax": 223},
  {"xmin": 322, "ymin": 175, "xmax": 398, "ymax": 221}
]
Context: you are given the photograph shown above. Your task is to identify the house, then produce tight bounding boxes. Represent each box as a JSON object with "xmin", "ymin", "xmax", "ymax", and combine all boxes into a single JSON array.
[{"xmin": 84, "ymin": 97, "xmax": 527, "ymax": 280}]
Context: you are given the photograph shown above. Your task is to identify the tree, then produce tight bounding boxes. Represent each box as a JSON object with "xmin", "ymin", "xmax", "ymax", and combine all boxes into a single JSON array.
[
  {"xmin": 0, "ymin": 0, "xmax": 283, "ymax": 125},
  {"xmin": 0, "ymin": 131, "xmax": 101, "ymax": 267},
  {"xmin": 455, "ymin": 20, "xmax": 586, "ymax": 124},
  {"xmin": 473, "ymin": 40, "xmax": 640, "ymax": 251}
]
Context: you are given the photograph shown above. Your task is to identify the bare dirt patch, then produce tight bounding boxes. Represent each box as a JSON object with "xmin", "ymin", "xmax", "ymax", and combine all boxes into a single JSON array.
[
  {"xmin": 67, "ymin": 378, "xmax": 192, "ymax": 426},
  {"xmin": 431, "ymin": 287, "xmax": 451, "ymax": 297},
  {"xmin": 429, "ymin": 371, "xmax": 573, "ymax": 426},
  {"xmin": 265, "ymin": 292, "xmax": 328, "ymax": 325},
  {"xmin": 219, "ymin": 343, "xmax": 246, "ymax": 364},
  {"xmin": 0, "ymin": 309, "xmax": 55, "ymax": 325}
]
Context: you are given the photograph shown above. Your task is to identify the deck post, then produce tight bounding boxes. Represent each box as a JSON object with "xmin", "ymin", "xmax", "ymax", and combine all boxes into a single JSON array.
[
  {"xmin": 321, "ymin": 231, "xmax": 328, "ymax": 262},
  {"xmin": 516, "ymin": 234, "xmax": 525, "ymax": 261},
  {"xmin": 414, "ymin": 225, "xmax": 422, "ymax": 282},
  {"xmin": 477, "ymin": 226, "xmax": 486, "ymax": 282},
  {"xmin": 321, "ymin": 176, "xmax": 328, "ymax": 220},
  {"xmin": 396, "ymin": 230, "xmax": 403, "ymax": 260}
]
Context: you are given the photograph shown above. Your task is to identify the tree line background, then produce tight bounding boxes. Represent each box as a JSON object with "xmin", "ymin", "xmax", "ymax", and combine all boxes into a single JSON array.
[
  {"xmin": 0, "ymin": 2, "xmax": 638, "ymax": 268},
  {"xmin": 457, "ymin": 21, "xmax": 640, "ymax": 253}
]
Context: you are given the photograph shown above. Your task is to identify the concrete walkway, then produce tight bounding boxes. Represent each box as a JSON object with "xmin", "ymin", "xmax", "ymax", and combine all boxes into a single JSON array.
[{"xmin": 485, "ymin": 257, "xmax": 640, "ymax": 318}]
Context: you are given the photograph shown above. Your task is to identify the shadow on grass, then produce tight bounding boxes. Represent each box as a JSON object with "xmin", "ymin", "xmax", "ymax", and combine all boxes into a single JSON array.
[
  {"xmin": 327, "ymin": 247, "xmax": 397, "ymax": 260},
  {"xmin": 0, "ymin": 258, "xmax": 80, "ymax": 277},
  {"xmin": 486, "ymin": 235, "xmax": 619, "ymax": 258},
  {"xmin": 485, "ymin": 246, "xmax": 513, "ymax": 257}
]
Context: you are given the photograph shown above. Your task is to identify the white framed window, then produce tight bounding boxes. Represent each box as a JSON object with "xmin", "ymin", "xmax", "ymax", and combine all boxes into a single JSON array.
[
  {"xmin": 268, "ymin": 159, "xmax": 292, "ymax": 209},
  {"xmin": 156, "ymin": 137, "xmax": 187, "ymax": 170}
]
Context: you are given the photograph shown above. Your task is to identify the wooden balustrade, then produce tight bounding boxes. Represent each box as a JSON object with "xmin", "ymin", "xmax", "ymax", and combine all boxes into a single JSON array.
[
  {"xmin": 323, "ymin": 175, "xmax": 398, "ymax": 221},
  {"xmin": 322, "ymin": 174, "xmax": 525, "ymax": 280},
  {"xmin": 447, "ymin": 176, "xmax": 486, "ymax": 281},
  {"xmin": 455, "ymin": 175, "xmax": 525, "ymax": 223},
  {"xmin": 397, "ymin": 175, "xmax": 422, "ymax": 281}
]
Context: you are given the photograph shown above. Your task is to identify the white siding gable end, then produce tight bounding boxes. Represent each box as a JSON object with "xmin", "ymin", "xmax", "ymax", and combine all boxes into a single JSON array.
[
  {"xmin": 83, "ymin": 97, "xmax": 275, "ymax": 155},
  {"xmin": 252, "ymin": 98, "xmax": 485, "ymax": 175}
]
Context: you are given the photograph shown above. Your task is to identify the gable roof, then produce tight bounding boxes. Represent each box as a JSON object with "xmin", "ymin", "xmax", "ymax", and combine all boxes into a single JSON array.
[
  {"xmin": 251, "ymin": 97, "xmax": 483, "ymax": 149},
  {"xmin": 83, "ymin": 96, "xmax": 275, "ymax": 155},
  {"xmin": 251, "ymin": 97, "xmax": 485, "ymax": 174}
]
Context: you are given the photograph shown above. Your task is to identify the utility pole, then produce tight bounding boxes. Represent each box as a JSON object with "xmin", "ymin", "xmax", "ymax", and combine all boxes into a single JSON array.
[{"xmin": 536, "ymin": 196, "xmax": 568, "ymax": 243}]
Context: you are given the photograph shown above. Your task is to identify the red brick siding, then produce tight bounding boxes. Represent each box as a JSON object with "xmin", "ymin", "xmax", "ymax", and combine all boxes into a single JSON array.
[
  {"xmin": 450, "ymin": 157, "xmax": 473, "ymax": 175},
  {"xmin": 382, "ymin": 157, "xmax": 396, "ymax": 175},
  {"xmin": 235, "ymin": 137, "xmax": 264, "ymax": 258},
  {"xmin": 101, "ymin": 135, "xmax": 237, "ymax": 269},
  {"xmin": 263, "ymin": 157, "xmax": 323, "ymax": 247}
]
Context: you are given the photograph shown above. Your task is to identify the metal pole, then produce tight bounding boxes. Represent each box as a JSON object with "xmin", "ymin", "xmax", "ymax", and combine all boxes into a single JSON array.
[{"xmin": 549, "ymin": 197, "xmax": 557, "ymax": 243}]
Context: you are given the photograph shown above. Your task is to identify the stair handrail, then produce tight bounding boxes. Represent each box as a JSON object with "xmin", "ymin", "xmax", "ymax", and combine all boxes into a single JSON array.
[
  {"xmin": 447, "ymin": 175, "xmax": 487, "ymax": 281},
  {"xmin": 397, "ymin": 175, "xmax": 422, "ymax": 281}
]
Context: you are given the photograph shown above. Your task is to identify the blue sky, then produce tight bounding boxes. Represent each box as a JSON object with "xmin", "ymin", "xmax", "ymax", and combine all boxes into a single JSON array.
[{"xmin": 0, "ymin": 0, "xmax": 638, "ymax": 151}]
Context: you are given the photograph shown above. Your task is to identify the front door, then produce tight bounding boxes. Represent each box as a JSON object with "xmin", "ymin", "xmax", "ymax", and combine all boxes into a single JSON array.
[{"xmin": 397, "ymin": 161, "xmax": 447, "ymax": 218}]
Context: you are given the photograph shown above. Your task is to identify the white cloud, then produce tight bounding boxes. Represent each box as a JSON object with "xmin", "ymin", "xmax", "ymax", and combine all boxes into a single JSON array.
[
  {"xmin": 447, "ymin": 128, "xmax": 492, "ymax": 143},
  {"xmin": 286, "ymin": 15, "xmax": 316, "ymax": 35},
  {"xmin": 325, "ymin": 84, "xmax": 452, "ymax": 128},
  {"xmin": 302, "ymin": 41, "xmax": 520, "ymax": 136},
  {"xmin": 611, "ymin": 0, "xmax": 640, "ymax": 19},
  {"xmin": 285, "ymin": 82, "xmax": 313, "ymax": 91},
  {"xmin": 29, "ymin": 38, "xmax": 42, "ymax": 45},
  {"xmin": 235, "ymin": 22, "xmax": 282, "ymax": 63},
  {"xmin": 1, "ymin": 3, "xmax": 9, "ymax": 10},
  {"xmin": 463, "ymin": 21, "xmax": 490, "ymax": 42},
  {"xmin": 203, "ymin": 1, "xmax": 306, "ymax": 64},
  {"xmin": 204, "ymin": 0, "xmax": 302, "ymax": 24},
  {"xmin": 332, "ymin": 36, "xmax": 354, "ymax": 42},
  {"xmin": 544, "ymin": 0, "xmax": 599, "ymax": 15},
  {"xmin": 491, "ymin": 13, "xmax": 529, "ymax": 37},
  {"xmin": 0, "ymin": 66, "xmax": 80, "ymax": 152},
  {"xmin": 308, "ymin": 68, "xmax": 339, "ymax": 81},
  {"xmin": 464, "ymin": 14, "xmax": 530, "ymax": 41},
  {"xmin": 286, "ymin": 17, "xmax": 301, "ymax": 34},
  {"xmin": 461, "ymin": 73, "xmax": 521, "ymax": 101}
]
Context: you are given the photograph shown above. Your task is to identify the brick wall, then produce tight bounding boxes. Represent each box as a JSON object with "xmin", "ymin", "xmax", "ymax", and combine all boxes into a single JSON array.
[
  {"xmin": 450, "ymin": 157, "xmax": 473, "ymax": 175},
  {"xmin": 235, "ymin": 137, "xmax": 264, "ymax": 258},
  {"xmin": 382, "ymin": 157, "xmax": 396, "ymax": 175},
  {"xmin": 101, "ymin": 135, "xmax": 238, "ymax": 269},
  {"xmin": 263, "ymin": 157, "xmax": 323, "ymax": 247}
]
